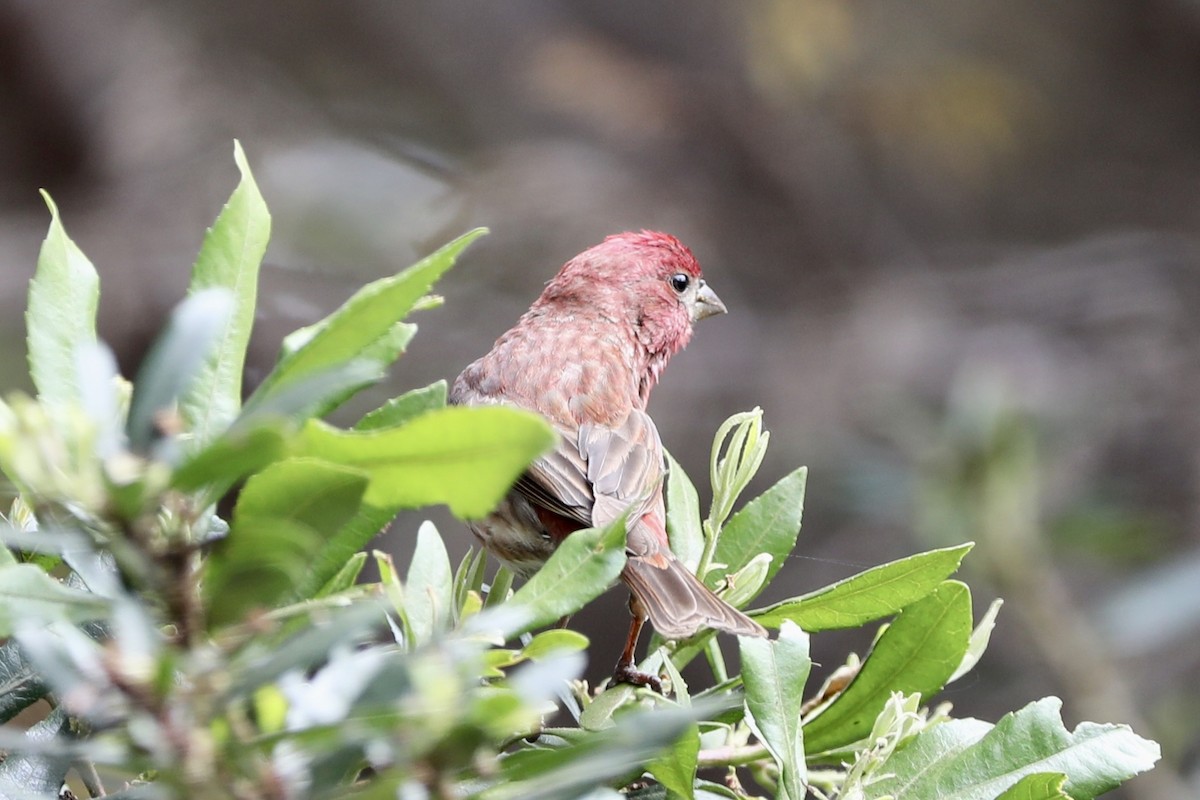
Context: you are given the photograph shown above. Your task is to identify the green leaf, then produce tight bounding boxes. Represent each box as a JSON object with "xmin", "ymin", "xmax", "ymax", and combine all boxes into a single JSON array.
[
  {"xmin": 294, "ymin": 503, "xmax": 396, "ymax": 601},
  {"xmin": 204, "ymin": 517, "xmax": 323, "ymax": 628},
  {"xmin": 405, "ymin": 521, "xmax": 454, "ymax": 644},
  {"xmin": 803, "ymin": 581, "xmax": 972, "ymax": 756},
  {"xmin": 27, "ymin": 192, "xmax": 99, "ymax": 408},
  {"xmin": 866, "ymin": 698, "xmax": 1160, "ymax": 799},
  {"xmin": 740, "ymin": 621, "xmax": 810, "ymax": 800},
  {"xmin": 0, "ymin": 640, "xmax": 46, "ymax": 724},
  {"xmin": 753, "ymin": 543, "xmax": 973, "ymax": 631},
  {"xmin": 0, "ymin": 564, "xmax": 108, "ymax": 635},
  {"xmin": 521, "ymin": 629, "xmax": 590, "ymax": 661},
  {"xmin": 665, "ymin": 452, "xmax": 703, "ymax": 573},
  {"xmin": 315, "ymin": 552, "xmax": 368, "ymax": 598},
  {"xmin": 291, "ymin": 406, "xmax": 555, "ymax": 517},
  {"xmin": 646, "ymin": 725, "xmax": 700, "ymax": 800},
  {"xmin": 355, "ymin": 380, "xmax": 448, "ymax": 431},
  {"xmin": 233, "ymin": 458, "xmax": 369, "ymax": 538},
  {"xmin": 245, "ymin": 228, "xmax": 486, "ymax": 414},
  {"xmin": 0, "ymin": 706, "xmax": 71, "ymax": 797},
  {"xmin": 995, "ymin": 773, "xmax": 1074, "ymax": 800},
  {"xmin": 506, "ymin": 517, "xmax": 628, "ymax": 635},
  {"xmin": 126, "ymin": 289, "xmax": 234, "ymax": 452},
  {"xmin": 171, "ymin": 419, "xmax": 291, "ymax": 493},
  {"xmin": 179, "ymin": 140, "xmax": 271, "ymax": 447},
  {"xmin": 708, "ymin": 467, "xmax": 806, "ymax": 590}
]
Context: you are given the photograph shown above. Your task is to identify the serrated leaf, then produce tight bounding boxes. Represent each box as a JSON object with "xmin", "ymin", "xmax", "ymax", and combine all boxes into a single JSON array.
[
  {"xmin": 753, "ymin": 543, "xmax": 973, "ymax": 631},
  {"xmin": 0, "ymin": 640, "xmax": 46, "ymax": 724},
  {"xmin": 292, "ymin": 406, "xmax": 555, "ymax": 518},
  {"xmin": 179, "ymin": 140, "xmax": 270, "ymax": 447},
  {"xmin": 0, "ymin": 706, "xmax": 71, "ymax": 798},
  {"xmin": 506, "ymin": 517, "xmax": 628, "ymax": 635},
  {"xmin": 866, "ymin": 698, "xmax": 1160, "ymax": 800},
  {"xmin": 708, "ymin": 467, "xmax": 806, "ymax": 589},
  {"xmin": 355, "ymin": 380, "xmax": 448, "ymax": 431},
  {"xmin": 126, "ymin": 289, "xmax": 234, "ymax": 452},
  {"xmin": 245, "ymin": 228, "xmax": 486, "ymax": 414},
  {"xmin": 646, "ymin": 724, "xmax": 700, "ymax": 800},
  {"xmin": 740, "ymin": 621, "xmax": 810, "ymax": 800},
  {"xmin": 995, "ymin": 772, "xmax": 1074, "ymax": 800},
  {"xmin": 803, "ymin": 581, "xmax": 972, "ymax": 756},
  {"xmin": 27, "ymin": 192, "xmax": 99, "ymax": 409},
  {"xmin": 0, "ymin": 564, "xmax": 108, "ymax": 635},
  {"xmin": 405, "ymin": 521, "xmax": 454, "ymax": 644},
  {"xmin": 665, "ymin": 452, "xmax": 703, "ymax": 573}
]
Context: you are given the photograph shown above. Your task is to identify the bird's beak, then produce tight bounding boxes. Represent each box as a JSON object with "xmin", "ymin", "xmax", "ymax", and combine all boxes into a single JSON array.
[{"xmin": 692, "ymin": 280, "xmax": 727, "ymax": 321}]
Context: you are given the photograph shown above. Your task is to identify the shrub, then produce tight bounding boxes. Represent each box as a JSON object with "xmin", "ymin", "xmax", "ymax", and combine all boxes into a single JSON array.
[{"xmin": 0, "ymin": 144, "xmax": 1159, "ymax": 799}]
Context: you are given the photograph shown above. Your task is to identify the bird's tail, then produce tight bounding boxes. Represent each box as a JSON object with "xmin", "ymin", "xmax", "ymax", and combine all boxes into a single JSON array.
[{"xmin": 621, "ymin": 552, "xmax": 767, "ymax": 640}]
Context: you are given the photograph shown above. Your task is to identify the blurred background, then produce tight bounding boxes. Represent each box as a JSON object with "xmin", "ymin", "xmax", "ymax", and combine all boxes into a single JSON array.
[{"xmin": 0, "ymin": 2, "xmax": 1197, "ymax": 796}]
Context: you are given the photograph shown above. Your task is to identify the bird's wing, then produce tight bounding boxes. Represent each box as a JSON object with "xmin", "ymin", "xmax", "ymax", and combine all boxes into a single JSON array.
[{"xmin": 513, "ymin": 410, "xmax": 665, "ymax": 535}]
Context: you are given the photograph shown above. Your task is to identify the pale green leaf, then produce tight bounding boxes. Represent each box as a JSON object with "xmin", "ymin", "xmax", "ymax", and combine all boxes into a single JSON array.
[
  {"xmin": 866, "ymin": 698, "xmax": 1160, "ymax": 799},
  {"xmin": 0, "ymin": 564, "xmax": 108, "ymax": 635},
  {"xmin": 995, "ymin": 773, "xmax": 1074, "ymax": 800},
  {"xmin": 180, "ymin": 140, "xmax": 271, "ymax": 447},
  {"xmin": 665, "ymin": 452, "xmax": 703, "ymax": 573},
  {"xmin": 405, "ymin": 521, "xmax": 454, "ymax": 644},
  {"xmin": 355, "ymin": 380, "xmax": 448, "ymax": 431},
  {"xmin": 27, "ymin": 192, "xmax": 99, "ymax": 408},
  {"xmin": 521, "ymin": 629, "xmax": 590, "ymax": 661},
  {"xmin": 740, "ymin": 620, "xmax": 810, "ymax": 800},
  {"xmin": 646, "ymin": 725, "xmax": 700, "ymax": 800},
  {"xmin": 950, "ymin": 596, "xmax": 1003, "ymax": 683}
]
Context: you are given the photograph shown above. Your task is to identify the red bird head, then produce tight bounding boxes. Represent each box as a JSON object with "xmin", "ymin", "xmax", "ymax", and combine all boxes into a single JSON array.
[{"xmin": 536, "ymin": 231, "xmax": 726, "ymax": 368}]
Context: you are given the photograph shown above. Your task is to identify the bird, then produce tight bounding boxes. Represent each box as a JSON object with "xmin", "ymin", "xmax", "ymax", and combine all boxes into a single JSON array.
[{"xmin": 450, "ymin": 231, "xmax": 766, "ymax": 689}]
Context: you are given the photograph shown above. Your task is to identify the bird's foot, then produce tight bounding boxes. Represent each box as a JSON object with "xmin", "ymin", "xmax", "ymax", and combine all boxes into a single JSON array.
[{"xmin": 612, "ymin": 661, "xmax": 663, "ymax": 693}]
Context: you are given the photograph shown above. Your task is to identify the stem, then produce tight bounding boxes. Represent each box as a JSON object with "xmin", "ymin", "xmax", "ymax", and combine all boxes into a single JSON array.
[
  {"xmin": 704, "ymin": 636, "xmax": 728, "ymax": 683},
  {"xmin": 73, "ymin": 759, "xmax": 106, "ymax": 797},
  {"xmin": 697, "ymin": 743, "xmax": 769, "ymax": 769}
]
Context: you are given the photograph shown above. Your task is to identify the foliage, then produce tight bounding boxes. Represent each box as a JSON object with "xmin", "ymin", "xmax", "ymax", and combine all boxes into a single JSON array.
[{"xmin": 0, "ymin": 144, "xmax": 1159, "ymax": 799}]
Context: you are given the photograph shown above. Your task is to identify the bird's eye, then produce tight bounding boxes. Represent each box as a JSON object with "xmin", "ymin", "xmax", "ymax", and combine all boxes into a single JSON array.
[{"xmin": 670, "ymin": 273, "xmax": 690, "ymax": 293}]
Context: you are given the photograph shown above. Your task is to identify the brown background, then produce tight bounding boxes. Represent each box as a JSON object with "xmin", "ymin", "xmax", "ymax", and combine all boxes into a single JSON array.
[{"xmin": 0, "ymin": 3, "xmax": 1197, "ymax": 796}]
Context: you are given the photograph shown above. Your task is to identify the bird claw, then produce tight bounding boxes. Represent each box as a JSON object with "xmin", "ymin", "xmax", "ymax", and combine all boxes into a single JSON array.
[{"xmin": 612, "ymin": 662, "xmax": 664, "ymax": 693}]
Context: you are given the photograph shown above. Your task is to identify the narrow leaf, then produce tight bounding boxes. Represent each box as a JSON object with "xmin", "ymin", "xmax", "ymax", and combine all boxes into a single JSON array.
[
  {"xmin": 804, "ymin": 581, "xmax": 973, "ymax": 756},
  {"xmin": 521, "ymin": 629, "xmax": 590, "ymax": 661},
  {"xmin": 126, "ymin": 289, "xmax": 234, "ymax": 452},
  {"xmin": 753, "ymin": 543, "xmax": 973, "ymax": 631},
  {"xmin": 708, "ymin": 467, "xmax": 806, "ymax": 589},
  {"xmin": 27, "ymin": 192, "xmax": 99, "ymax": 408},
  {"xmin": 355, "ymin": 380, "xmax": 448, "ymax": 431},
  {"xmin": 294, "ymin": 504, "xmax": 396, "ymax": 601},
  {"xmin": 292, "ymin": 406, "xmax": 555, "ymax": 518},
  {"xmin": 950, "ymin": 597, "xmax": 1003, "ymax": 683},
  {"xmin": 665, "ymin": 452, "xmax": 704, "ymax": 573},
  {"xmin": 404, "ymin": 521, "xmax": 454, "ymax": 644},
  {"xmin": 315, "ymin": 552, "xmax": 368, "ymax": 598},
  {"xmin": 506, "ymin": 517, "xmax": 628, "ymax": 635},
  {"xmin": 740, "ymin": 621, "xmax": 810, "ymax": 800},
  {"xmin": 233, "ymin": 458, "xmax": 368, "ymax": 538},
  {"xmin": 246, "ymin": 228, "xmax": 486, "ymax": 413},
  {"xmin": 179, "ymin": 140, "xmax": 271, "ymax": 447}
]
